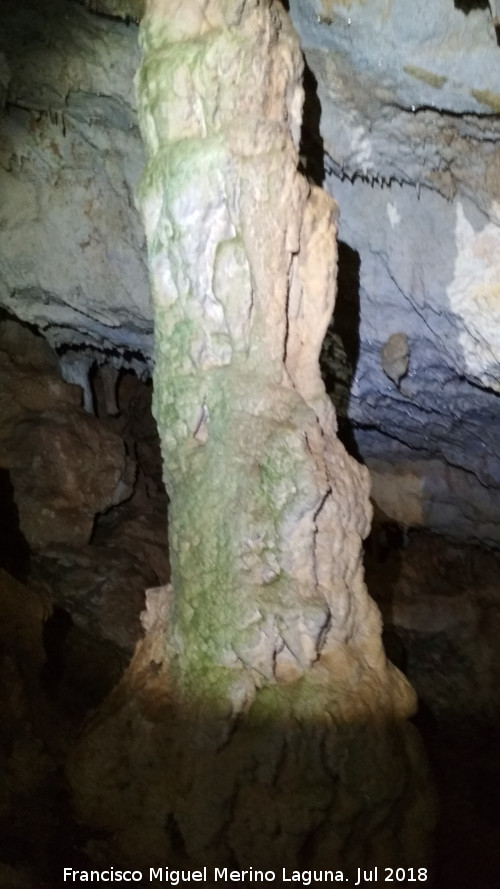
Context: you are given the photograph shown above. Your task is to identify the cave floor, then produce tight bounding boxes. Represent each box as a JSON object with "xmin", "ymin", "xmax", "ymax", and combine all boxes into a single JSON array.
[{"xmin": 0, "ymin": 526, "xmax": 498, "ymax": 887}]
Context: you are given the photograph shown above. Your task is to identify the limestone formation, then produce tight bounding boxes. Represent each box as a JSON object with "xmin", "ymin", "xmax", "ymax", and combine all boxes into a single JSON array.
[
  {"xmin": 381, "ymin": 332, "xmax": 410, "ymax": 389},
  {"xmin": 0, "ymin": 0, "xmax": 150, "ymax": 359},
  {"xmin": 1, "ymin": 0, "xmax": 500, "ymax": 882},
  {"xmin": 68, "ymin": 0, "xmax": 433, "ymax": 871},
  {"xmin": 0, "ymin": 318, "xmax": 135, "ymax": 549},
  {"xmin": 2, "ymin": 0, "xmax": 500, "ymax": 544},
  {"xmin": 289, "ymin": 0, "xmax": 500, "ymax": 545}
]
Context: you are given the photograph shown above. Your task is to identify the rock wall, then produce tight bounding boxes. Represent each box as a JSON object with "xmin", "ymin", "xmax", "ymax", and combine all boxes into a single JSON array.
[
  {"xmin": 0, "ymin": 318, "xmax": 134, "ymax": 550},
  {"xmin": 1, "ymin": 0, "xmax": 500, "ymax": 545},
  {"xmin": 0, "ymin": 315, "xmax": 171, "ymax": 886},
  {"xmin": 0, "ymin": 0, "xmax": 150, "ymax": 358},
  {"xmin": 290, "ymin": 0, "xmax": 500, "ymax": 544}
]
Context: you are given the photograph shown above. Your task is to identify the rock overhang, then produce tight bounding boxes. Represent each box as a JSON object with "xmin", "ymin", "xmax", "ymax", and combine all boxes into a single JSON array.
[{"xmin": 291, "ymin": 0, "xmax": 500, "ymax": 116}]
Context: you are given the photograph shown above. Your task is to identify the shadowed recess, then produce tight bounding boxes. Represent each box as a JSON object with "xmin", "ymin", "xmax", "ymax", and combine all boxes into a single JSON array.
[{"xmin": 0, "ymin": 468, "xmax": 31, "ymax": 581}]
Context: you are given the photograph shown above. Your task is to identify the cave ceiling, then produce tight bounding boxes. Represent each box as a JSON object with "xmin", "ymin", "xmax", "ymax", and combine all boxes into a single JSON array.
[{"xmin": 1, "ymin": 0, "xmax": 500, "ymax": 543}]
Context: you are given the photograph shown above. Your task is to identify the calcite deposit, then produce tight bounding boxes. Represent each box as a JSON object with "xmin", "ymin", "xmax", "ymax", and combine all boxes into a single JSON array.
[
  {"xmin": 2, "ymin": 0, "xmax": 500, "ymax": 884},
  {"xmin": 68, "ymin": 0, "xmax": 433, "ymax": 872},
  {"xmin": 1, "ymin": 0, "xmax": 500, "ymax": 543}
]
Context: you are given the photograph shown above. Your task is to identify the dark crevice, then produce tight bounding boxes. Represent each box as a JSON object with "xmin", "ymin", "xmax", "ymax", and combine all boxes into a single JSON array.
[
  {"xmin": 0, "ymin": 306, "xmax": 47, "ymax": 342},
  {"xmin": 312, "ymin": 486, "xmax": 332, "ymax": 587},
  {"xmin": 454, "ymin": 0, "xmax": 490, "ymax": 12},
  {"xmin": 40, "ymin": 605, "xmax": 73, "ymax": 693},
  {"xmin": 71, "ymin": 0, "xmax": 140, "ymax": 26},
  {"xmin": 299, "ymin": 60, "xmax": 325, "ymax": 186},
  {"xmin": 458, "ymin": 371, "xmax": 500, "ymax": 398},
  {"xmin": 0, "ymin": 468, "xmax": 31, "ymax": 581},
  {"xmin": 165, "ymin": 815, "xmax": 186, "ymax": 856},
  {"xmin": 320, "ymin": 241, "xmax": 363, "ymax": 461},
  {"xmin": 389, "ymin": 101, "xmax": 500, "ymax": 120},
  {"xmin": 55, "ymin": 341, "xmax": 151, "ymax": 370}
]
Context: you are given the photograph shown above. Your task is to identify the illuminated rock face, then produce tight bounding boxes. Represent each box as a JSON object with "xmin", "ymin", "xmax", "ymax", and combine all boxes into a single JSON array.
[
  {"xmin": 0, "ymin": 0, "xmax": 151, "ymax": 359},
  {"xmin": 69, "ymin": 0, "xmax": 433, "ymax": 871},
  {"xmin": 1, "ymin": 0, "xmax": 500, "ymax": 544},
  {"xmin": 291, "ymin": 0, "xmax": 500, "ymax": 544}
]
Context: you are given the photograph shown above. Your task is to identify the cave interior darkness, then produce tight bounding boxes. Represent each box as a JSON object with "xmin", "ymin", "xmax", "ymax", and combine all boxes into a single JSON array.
[{"xmin": 1, "ymin": 1, "xmax": 500, "ymax": 888}]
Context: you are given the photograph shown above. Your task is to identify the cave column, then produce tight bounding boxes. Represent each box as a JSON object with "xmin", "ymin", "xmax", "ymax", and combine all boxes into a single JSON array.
[
  {"xmin": 137, "ymin": 0, "xmax": 390, "ymax": 711},
  {"xmin": 69, "ymin": 0, "xmax": 433, "ymax": 870}
]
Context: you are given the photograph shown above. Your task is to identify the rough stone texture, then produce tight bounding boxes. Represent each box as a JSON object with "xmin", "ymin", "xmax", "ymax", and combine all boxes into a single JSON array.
[
  {"xmin": 0, "ymin": 2, "xmax": 498, "ymax": 880},
  {"xmin": 0, "ymin": 0, "xmax": 151, "ymax": 358},
  {"xmin": 325, "ymin": 151, "xmax": 500, "ymax": 544},
  {"xmin": 291, "ymin": 0, "xmax": 500, "ymax": 116},
  {"xmin": 0, "ymin": 318, "xmax": 172, "ymax": 881},
  {"xmin": 288, "ymin": 0, "xmax": 500, "ymax": 544},
  {"xmin": 0, "ymin": 316, "xmax": 170, "ymax": 655},
  {"xmin": 68, "ymin": 0, "xmax": 433, "ymax": 871},
  {"xmin": 0, "ymin": 563, "xmax": 140, "ymax": 886},
  {"xmin": 0, "ymin": 318, "xmax": 135, "ymax": 550},
  {"xmin": 1, "ymin": 0, "xmax": 500, "ymax": 546},
  {"xmin": 381, "ymin": 332, "xmax": 409, "ymax": 389},
  {"xmin": 78, "ymin": 0, "xmax": 145, "ymax": 19}
]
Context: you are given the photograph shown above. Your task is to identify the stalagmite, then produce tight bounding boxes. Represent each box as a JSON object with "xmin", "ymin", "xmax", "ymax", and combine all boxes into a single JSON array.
[{"xmin": 68, "ymin": 0, "xmax": 433, "ymax": 871}]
